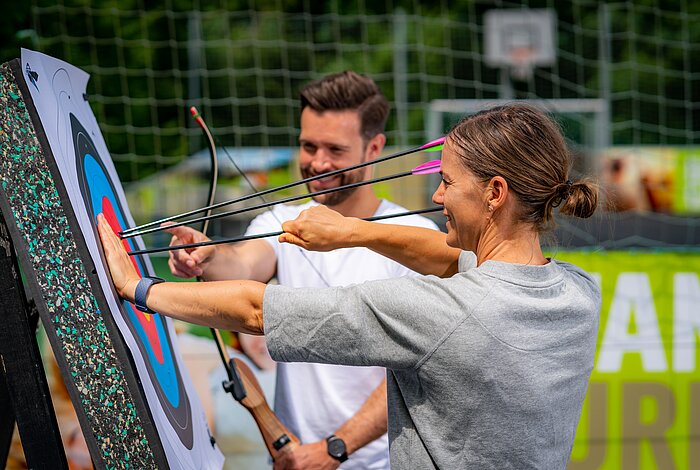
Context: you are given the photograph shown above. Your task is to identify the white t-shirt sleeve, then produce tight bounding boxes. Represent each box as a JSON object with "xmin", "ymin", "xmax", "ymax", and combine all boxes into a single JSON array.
[
  {"xmin": 244, "ymin": 210, "xmax": 283, "ymax": 255},
  {"xmin": 458, "ymin": 251, "xmax": 478, "ymax": 272}
]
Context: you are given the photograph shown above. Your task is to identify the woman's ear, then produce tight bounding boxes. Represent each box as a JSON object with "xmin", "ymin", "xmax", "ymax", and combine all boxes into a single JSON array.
[{"xmin": 487, "ymin": 176, "xmax": 509, "ymax": 210}]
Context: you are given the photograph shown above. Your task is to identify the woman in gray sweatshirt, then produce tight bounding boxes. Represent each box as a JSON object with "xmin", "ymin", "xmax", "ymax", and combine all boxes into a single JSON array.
[{"xmin": 99, "ymin": 103, "xmax": 601, "ymax": 469}]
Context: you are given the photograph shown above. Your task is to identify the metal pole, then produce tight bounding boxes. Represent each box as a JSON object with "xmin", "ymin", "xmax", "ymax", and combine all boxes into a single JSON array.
[
  {"xmin": 499, "ymin": 67, "xmax": 514, "ymax": 100},
  {"xmin": 393, "ymin": 9, "xmax": 408, "ymax": 146},
  {"xmin": 596, "ymin": 3, "xmax": 612, "ymax": 174},
  {"xmin": 598, "ymin": 3, "xmax": 611, "ymax": 148}
]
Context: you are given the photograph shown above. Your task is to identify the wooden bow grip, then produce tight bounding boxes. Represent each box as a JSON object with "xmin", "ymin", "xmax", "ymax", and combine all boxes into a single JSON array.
[{"xmin": 232, "ymin": 358, "xmax": 300, "ymax": 459}]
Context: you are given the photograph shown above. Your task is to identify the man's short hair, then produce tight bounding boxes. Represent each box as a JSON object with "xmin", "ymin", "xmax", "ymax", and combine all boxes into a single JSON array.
[{"xmin": 300, "ymin": 71, "xmax": 389, "ymax": 141}]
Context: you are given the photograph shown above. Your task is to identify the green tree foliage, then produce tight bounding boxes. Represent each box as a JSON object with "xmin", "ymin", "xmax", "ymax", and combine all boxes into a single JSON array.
[
  {"xmin": 3, "ymin": 1, "xmax": 698, "ymax": 181},
  {"xmin": 0, "ymin": 3, "xmax": 34, "ymax": 67}
]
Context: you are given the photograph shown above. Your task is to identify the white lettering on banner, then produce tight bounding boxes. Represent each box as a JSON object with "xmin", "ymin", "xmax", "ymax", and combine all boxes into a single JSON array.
[
  {"xmin": 597, "ymin": 273, "xmax": 668, "ymax": 372},
  {"xmin": 673, "ymin": 273, "xmax": 700, "ymax": 372}
]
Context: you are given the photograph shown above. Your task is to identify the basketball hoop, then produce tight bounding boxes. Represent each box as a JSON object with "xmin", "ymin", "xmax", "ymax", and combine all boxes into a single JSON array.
[
  {"xmin": 509, "ymin": 46, "xmax": 536, "ymax": 81},
  {"xmin": 484, "ymin": 9, "xmax": 557, "ymax": 82}
]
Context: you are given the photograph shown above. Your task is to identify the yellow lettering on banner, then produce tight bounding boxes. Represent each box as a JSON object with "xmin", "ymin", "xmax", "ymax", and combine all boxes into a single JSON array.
[
  {"xmin": 568, "ymin": 383, "xmax": 607, "ymax": 469},
  {"xmin": 622, "ymin": 383, "xmax": 675, "ymax": 468},
  {"xmin": 691, "ymin": 382, "xmax": 700, "ymax": 469}
]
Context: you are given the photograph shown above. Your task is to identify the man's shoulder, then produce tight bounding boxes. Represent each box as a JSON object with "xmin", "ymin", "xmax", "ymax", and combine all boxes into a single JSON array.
[{"xmin": 274, "ymin": 200, "xmax": 317, "ymax": 217}]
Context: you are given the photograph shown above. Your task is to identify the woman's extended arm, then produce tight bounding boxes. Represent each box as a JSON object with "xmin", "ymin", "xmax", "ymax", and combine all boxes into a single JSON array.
[
  {"xmin": 97, "ymin": 214, "xmax": 265, "ymax": 334},
  {"xmin": 279, "ymin": 205, "xmax": 461, "ymax": 277}
]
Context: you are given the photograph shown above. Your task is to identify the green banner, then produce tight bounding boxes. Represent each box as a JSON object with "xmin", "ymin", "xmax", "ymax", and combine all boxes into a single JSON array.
[
  {"xmin": 675, "ymin": 149, "xmax": 700, "ymax": 213},
  {"xmin": 556, "ymin": 252, "xmax": 700, "ymax": 469}
]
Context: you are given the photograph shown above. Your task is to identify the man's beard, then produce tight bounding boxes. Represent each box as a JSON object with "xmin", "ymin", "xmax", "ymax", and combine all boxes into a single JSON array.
[{"xmin": 300, "ymin": 166, "xmax": 367, "ymax": 207}]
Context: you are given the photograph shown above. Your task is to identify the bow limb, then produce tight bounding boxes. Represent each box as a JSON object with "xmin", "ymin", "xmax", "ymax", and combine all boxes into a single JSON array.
[
  {"xmin": 190, "ymin": 107, "xmax": 231, "ymax": 366},
  {"xmin": 189, "ymin": 107, "xmax": 299, "ymax": 459},
  {"xmin": 191, "ymin": 107, "xmax": 218, "ymax": 236}
]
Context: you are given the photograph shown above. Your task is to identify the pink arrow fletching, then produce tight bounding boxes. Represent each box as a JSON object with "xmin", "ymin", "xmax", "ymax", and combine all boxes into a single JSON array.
[
  {"xmin": 419, "ymin": 136, "xmax": 446, "ymax": 150},
  {"xmin": 412, "ymin": 159, "xmax": 441, "ymax": 175}
]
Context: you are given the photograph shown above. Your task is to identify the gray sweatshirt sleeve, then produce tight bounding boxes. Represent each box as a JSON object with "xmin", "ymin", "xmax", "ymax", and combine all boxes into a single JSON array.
[{"xmin": 263, "ymin": 273, "xmax": 486, "ymax": 370}]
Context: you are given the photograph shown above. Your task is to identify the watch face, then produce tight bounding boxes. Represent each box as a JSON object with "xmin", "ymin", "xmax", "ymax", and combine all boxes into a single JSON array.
[{"xmin": 327, "ymin": 437, "xmax": 347, "ymax": 458}]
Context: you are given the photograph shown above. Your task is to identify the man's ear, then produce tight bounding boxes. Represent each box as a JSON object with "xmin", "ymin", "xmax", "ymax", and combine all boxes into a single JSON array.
[
  {"xmin": 487, "ymin": 176, "xmax": 509, "ymax": 210},
  {"xmin": 365, "ymin": 133, "xmax": 386, "ymax": 161}
]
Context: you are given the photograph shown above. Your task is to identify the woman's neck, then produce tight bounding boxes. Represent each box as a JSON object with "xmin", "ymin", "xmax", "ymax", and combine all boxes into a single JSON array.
[{"xmin": 475, "ymin": 223, "xmax": 547, "ymax": 267}]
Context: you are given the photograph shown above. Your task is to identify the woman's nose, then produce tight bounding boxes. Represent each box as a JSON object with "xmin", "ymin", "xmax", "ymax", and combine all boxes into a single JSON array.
[{"xmin": 432, "ymin": 182, "xmax": 445, "ymax": 205}]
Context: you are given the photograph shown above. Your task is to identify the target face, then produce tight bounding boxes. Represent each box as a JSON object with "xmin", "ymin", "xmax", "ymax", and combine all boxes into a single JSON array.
[{"xmin": 71, "ymin": 114, "xmax": 195, "ymax": 448}]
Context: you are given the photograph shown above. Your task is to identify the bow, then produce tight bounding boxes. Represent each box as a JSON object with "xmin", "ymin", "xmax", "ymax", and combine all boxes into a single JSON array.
[{"xmin": 190, "ymin": 106, "xmax": 299, "ymax": 458}]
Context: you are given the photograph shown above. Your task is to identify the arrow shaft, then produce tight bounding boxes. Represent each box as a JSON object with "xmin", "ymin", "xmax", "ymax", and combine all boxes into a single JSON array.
[
  {"xmin": 124, "ymin": 168, "xmax": 420, "ymax": 238},
  {"xmin": 120, "ymin": 139, "xmax": 443, "ymax": 236},
  {"xmin": 128, "ymin": 206, "xmax": 443, "ymax": 256}
]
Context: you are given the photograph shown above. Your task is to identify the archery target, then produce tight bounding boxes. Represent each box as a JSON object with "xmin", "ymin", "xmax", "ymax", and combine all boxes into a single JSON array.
[{"xmin": 20, "ymin": 48, "xmax": 223, "ymax": 469}]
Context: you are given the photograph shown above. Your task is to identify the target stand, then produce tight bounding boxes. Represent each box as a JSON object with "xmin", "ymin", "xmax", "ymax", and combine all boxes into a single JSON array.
[
  {"xmin": 0, "ymin": 57, "xmax": 172, "ymax": 469},
  {"xmin": 0, "ymin": 209, "xmax": 68, "ymax": 468}
]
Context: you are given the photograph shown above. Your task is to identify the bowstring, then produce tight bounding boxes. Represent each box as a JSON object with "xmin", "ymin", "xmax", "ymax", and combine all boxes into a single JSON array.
[{"xmin": 214, "ymin": 136, "xmax": 332, "ymax": 288}]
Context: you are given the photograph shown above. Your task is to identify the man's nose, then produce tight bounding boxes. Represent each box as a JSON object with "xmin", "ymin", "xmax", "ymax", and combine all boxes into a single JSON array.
[{"xmin": 311, "ymin": 151, "xmax": 333, "ymax": 172}]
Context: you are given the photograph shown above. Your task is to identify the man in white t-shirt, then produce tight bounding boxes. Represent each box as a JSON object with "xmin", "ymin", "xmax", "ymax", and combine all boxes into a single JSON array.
[{"xmin": 166, "ymin": 71, "xmax": 437, "ymax": 469}]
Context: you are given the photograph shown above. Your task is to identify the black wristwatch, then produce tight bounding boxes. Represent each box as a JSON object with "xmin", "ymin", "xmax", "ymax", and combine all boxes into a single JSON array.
[
  {"xmin": 134, "ymin": 276, "xmax": 165, "ymax": 313},
  {"xmin": 326, "ymin": 434, "xmax": 348, "ymax": 463}
]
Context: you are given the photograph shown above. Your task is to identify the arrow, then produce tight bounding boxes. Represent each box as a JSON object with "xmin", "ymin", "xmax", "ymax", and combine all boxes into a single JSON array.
[
  {"xmin": 119, "ymin": 137, "xmax": 445, "ymax": 237},
  {"xmin": 411, "ymin": 159, "xmax": 441, "ymax": 175},
  {"xmin": 122, "ymin": 159, "xmax": 443, "ymax": 239},
  {"xmin": 127, "ymin": 206, "xmax": 444, "ymax": 256}
]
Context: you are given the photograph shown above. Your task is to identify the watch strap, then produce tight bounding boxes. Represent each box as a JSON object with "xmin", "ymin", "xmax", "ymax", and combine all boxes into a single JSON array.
[{"xmin": 134, "ymin": 276, "xmax": 164, "ymax": 313}]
